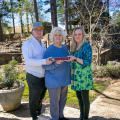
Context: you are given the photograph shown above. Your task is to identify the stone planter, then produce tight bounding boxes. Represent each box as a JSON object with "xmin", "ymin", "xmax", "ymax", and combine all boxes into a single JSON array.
[{"xmin": 0, "ymin": 82, "xmax": 24, "ymax": 112}]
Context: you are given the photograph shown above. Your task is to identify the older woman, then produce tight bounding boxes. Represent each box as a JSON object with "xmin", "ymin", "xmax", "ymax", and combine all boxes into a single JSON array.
[
  {"xmin": 70, "ymin": 27, "xmax": 93, "ymax": 120},
  {"xmin": 43, "ymin": 27, "xmax": 70, "ymax": 120}
]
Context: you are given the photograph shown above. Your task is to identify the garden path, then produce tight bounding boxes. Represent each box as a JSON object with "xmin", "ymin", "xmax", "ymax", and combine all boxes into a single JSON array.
[{"xmin": 0, "ymin": 80, "xmax": 120, "ymax": 120}]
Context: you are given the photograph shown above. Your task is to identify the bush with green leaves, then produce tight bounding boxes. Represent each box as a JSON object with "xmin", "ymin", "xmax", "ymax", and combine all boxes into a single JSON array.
[
  {"xmin": 93, "ymin": 61, "xmax": 120, "ymax": 78},
  {"xmin": 17, "ymin": 72, "xmax": 26, "ymax": 81},
  {"xmin": 0, "ymin": 60, "xmax": 20, "ymax": 89},
  {"xmin": 106, "ymin": 64, "xmax": 120, "ymax": 79},
  {"xmin": 93, "ymin": 65, "xmax": 110, "ymax": 78}
]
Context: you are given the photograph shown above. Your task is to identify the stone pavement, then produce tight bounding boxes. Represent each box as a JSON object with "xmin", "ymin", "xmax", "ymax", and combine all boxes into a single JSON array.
[
  {"xmin": 0, "ymin": 80, "xmax": 120, "ymax": 120},
  {"xmin": 0, "ymin": 103, "xmax": 80, "ymax": 120},
  {"xmin": 89, "ymin": 80, "xmax": 120, "ymax": 120}
]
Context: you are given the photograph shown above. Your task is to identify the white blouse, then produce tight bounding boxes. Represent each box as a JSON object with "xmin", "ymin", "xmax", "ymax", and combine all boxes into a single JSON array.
[{"xmin": 22, "ymin": 36, "xmax": 46, "ymax": 78}]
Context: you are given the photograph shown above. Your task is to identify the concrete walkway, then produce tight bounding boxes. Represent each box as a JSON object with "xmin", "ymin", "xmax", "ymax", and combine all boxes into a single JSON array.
[
  {"xmin": 89, "ymin": 80, "xmax": 120, "ymax": 120},
  {"xmin": 0, "ymin": 80, "xmax": 120, "ymax": 120},
  {"xmin": 0, "ymin": 103, "xmax": 80, "ymax": 120}
]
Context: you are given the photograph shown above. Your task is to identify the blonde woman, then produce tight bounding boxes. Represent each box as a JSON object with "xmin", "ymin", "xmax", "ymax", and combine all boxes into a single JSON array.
[
  {"xmin": 43, "ymin": 27, "xmax": 70, "ymax": 120},
  {"xmin": 70, "ymin": 27, "xmax": 93, "ymax": 120}
]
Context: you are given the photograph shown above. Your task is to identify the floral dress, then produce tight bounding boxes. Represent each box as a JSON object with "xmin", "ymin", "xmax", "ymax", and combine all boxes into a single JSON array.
[{"xmin": 71, "ymin": 41, "xmax": 93, "ymax": 91}]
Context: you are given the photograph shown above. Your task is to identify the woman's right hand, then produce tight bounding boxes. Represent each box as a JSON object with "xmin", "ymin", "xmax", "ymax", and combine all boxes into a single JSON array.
[
  {"xmin": 55, "ymin": 60, "xmax": 64, "ymax": 64},
  {"xmin": 69, "ymin": 56, "xmax": 77, "ymax": 61}
]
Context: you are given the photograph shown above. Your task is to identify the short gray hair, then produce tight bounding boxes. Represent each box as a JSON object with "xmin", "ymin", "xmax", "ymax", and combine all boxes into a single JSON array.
[{"xmin": 49, "ymin": 27, "xmax": 67, "ymax": 41}]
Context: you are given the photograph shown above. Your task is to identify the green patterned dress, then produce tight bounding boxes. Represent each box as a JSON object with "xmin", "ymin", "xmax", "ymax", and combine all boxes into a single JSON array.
[{"xmin": 71, "ymin": 41, "xmax": 93, "ymax": 91}]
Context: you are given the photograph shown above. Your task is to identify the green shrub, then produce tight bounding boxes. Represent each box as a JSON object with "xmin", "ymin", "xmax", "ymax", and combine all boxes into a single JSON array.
[
  {"xmin": 18, "ymin": 72, "xmax": 26, "ymax": 81},
  {"xmin": 106, "ymin": 64, "xmax": 120, "ymax": 78},
  {"xmin": 93, "ymin": 65, "xmax": 110, "ymax": 78},
  {"xmin": 0, "ymin": 60, "xmax": 20, "ymax": 89},
  {"xmin": 93, "ymin": 62, "xmax": 120, "ymax": 79},
  {"xmin": 0, "ymin": 75, "xmax": 2, "ymax": 82}
]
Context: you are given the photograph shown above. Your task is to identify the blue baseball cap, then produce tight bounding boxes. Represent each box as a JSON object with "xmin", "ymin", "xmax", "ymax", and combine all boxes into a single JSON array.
[{"xmin": 32, "ymin": 21, "xmax": 44, "ymax": 30}]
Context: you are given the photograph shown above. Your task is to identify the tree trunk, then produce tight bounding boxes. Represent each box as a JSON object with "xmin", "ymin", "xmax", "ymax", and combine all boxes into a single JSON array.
[
  {"xmin": 20, "ymin": 13, "xmax": 24, "ymax": 34},
  {"xmin": 26, "ymin": 12, "xmax": 29, "ymax": 33},
  {"xmin": 10, "ymin": 0, "xmax": 15, "ymax": 34},
  {"xmin": 64, "ymin": 0, "xmax": 68, "ymax": 33},
  {"xmin": 50, "ymin": 0, "xmax": 58, "ymax": 27},
  {"xmin": 0, "ymin": 18, "xmax": 4, "ymax": 42},
  {"xmin": 89, "ymin": 16, "xmax": 92, "ymax": 45},
  {"xmin": 17, "ymin": 0, "xmax": 24, "ymax": 34},
  {"xmin": 30, "ymin": 13, "xmax": 34, "ymax": 24},
  {"xmin": 97, "ymin": 47, "xmax": 102, "ymax": 66},
  {"xmin": 12, "ymin": 13, "xmax": 15, "ymax": 34},
  {"xmin": 33, "ymin": 0, "xmax": 39, "ymax": 21}
]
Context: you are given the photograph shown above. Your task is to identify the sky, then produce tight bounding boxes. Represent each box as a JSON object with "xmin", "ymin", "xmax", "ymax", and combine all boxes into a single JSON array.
[
  {"xmin": 3, "ymin": 0, "xmax": 51, "ymax": 27},
  {"xmin": 109, "ymin": 0, "xmax": 120, "ymax": 11},
  {"xmin": 4, "ymin": 0, "xmax": 120, "ymax": 28}
]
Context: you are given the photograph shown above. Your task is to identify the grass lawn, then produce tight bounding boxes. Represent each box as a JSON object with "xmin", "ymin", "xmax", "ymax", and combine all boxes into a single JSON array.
[{"xmin": 22, "ymin": 79, "xmax": 110, "ymax": 108}]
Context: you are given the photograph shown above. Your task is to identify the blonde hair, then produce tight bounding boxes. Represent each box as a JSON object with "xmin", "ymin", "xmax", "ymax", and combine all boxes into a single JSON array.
[
  {"xmin": 71, "ymin": 26, "xmax": 86, "ymax": 52},
  {"xmin": 49, "ymin": 27, "xmax": 67, "ymax": 41}
]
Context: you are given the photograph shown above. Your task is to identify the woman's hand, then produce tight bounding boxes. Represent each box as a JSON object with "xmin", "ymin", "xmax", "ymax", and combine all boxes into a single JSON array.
[
  {"xmin": 69, "ymin": 56, "xmax": 83, "ymax": 64},
  {"xmin": 55, "ymin": 60, "xmax": 64, "ymax": 64},
  {"xmin": 76, "ymin": 58, "xmax": 83, "ymax": 64},
  {"xmin": 69, "ymin": 56, "xmax": 77, "ymax": 61}
]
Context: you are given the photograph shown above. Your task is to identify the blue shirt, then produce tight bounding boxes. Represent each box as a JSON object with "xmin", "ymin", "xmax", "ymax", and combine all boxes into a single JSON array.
[
  {"xmin": 72, "ymin": 41, "xmax": 92, "ymax": 68},
  {"xmin": 43, "ymin": 44, "xmax": 71, "ymax": 88}
]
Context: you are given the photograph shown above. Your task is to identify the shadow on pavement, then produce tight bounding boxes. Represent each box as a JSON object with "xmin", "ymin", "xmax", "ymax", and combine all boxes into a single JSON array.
[
  {"xmin": 39, "ymin": 115, "xmax": 50, "ymax": 120},
  {"xmin": 69, "ymin": 116, "xmax": 120, "ymax": 120},
  {"xmin": 90, "ymin": 116, "xmax": 120, "ymax": 120},
  {"xmin": 0, "ymin": 117, "xmax": 20, "ymax": 120},
  {"xmin": 69, "ymin": 118, "xmax": 80, "ymax": 120},
  {"xmin": 8, "ymin": 102, "xmax": 30, "ymax": 118},
  {"xmin": 8, "ymin": 102, "xmax": 49, "ymax": 118}
]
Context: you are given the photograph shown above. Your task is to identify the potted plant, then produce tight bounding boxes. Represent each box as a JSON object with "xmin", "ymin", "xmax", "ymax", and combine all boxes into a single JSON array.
[{"xmin": 0, "ymin": 60, "xmax": 24, "ymax": 112}]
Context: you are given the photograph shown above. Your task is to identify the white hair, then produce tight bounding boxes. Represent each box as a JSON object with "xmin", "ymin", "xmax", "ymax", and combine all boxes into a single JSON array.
[{"xmin": 49, "ymin": 27, "xmax": 67, "ymax": 41}]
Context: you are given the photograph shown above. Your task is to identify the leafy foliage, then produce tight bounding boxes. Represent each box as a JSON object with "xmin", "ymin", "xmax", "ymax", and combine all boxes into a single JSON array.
[
  {"xmin": 0, "ymin": 60, "xmax": 20, "ymax": 89},
  {"xmin": 93, "ymin": 61, "xmax": 120, "ymax": 78},
  {"xmin": 93, "ymin": 65, "xmax": 110, "ymax": 78},
  {"xmin": 106, "ymin": 62, "xmax": 120, "ymax": 78},
  {"xmin": 0, "ymin": 1, "xmax": 10, "ymax": 18}
]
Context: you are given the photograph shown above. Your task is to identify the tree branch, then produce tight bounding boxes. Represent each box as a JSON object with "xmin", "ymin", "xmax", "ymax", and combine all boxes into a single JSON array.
[
  {"xmin": 91, "ymin": 2, "xmax": 106, "ymax": 34},
  {"xmin": 91, "ymin": 0, "xmax": 97, "ymax": 15},
  {"xmin": 84, "ymin": 0, "xmax": 91, "ymax": 16}
]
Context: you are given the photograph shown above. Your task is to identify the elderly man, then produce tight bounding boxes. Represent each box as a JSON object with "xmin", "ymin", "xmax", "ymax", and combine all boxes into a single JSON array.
[{"xmin": 22, "ymin": 22, "xmax": 52, "ymax": 120}]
